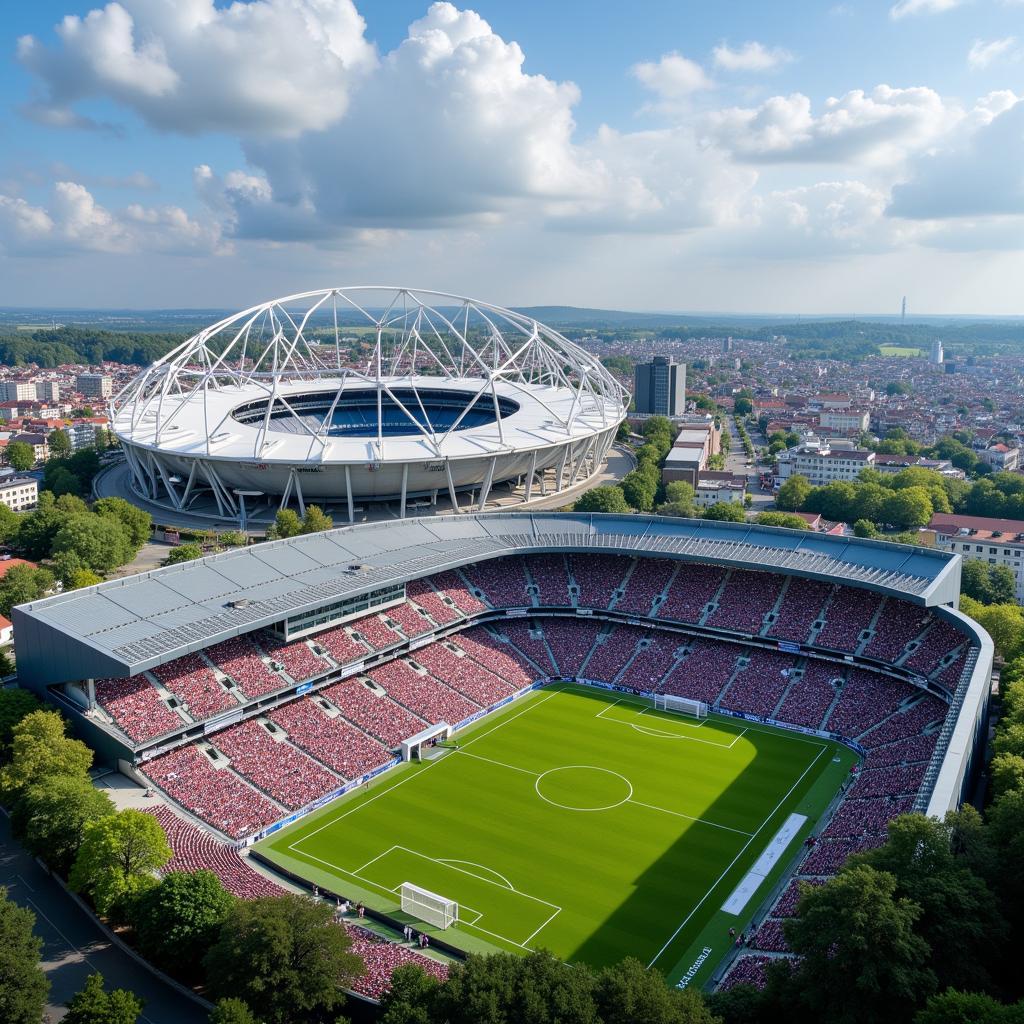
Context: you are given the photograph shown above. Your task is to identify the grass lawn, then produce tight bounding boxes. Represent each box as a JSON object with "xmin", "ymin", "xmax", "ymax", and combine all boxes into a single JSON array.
[
  {"xmin": 257, "ymin": 683, "xmax": 855, "ymax": 987},
  {"xmin": 878, "ymin": 344, "xmax": 924, "ymax": 356}
]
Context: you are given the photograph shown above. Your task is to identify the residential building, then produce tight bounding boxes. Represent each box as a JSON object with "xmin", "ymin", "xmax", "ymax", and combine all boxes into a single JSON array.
[
  {"xmin": 0, "ymin": 476, "xmax": 38, "ymax": 512},
  {"xmin": 634, "ymin": 357, "xmax": 686, "ymax": 416},
  {"xmin": 819, "ymin": 409, "xmax": 870, "ymax": 433},
  {"xmin": 775, "ymin": 442, "xmax": 874, "ymax": 486},
  {"xmin": 979, "ymin": 444, "xmax": 1020, "ymax": 472},
  {"xmin": 0, "ymin": 381, "xmax": 38, "ymax": 402},
  {"xmin": 693, "ymin": 472, "xmax": 746, "ymax": 508},
  {"xmin": 9, "ymin": 433, "xmax": 48, "ymax": 463},
  {"xmin": 32, "ymin": 380, "xmax": 60, "ymax": 402},
  {"xmin": 0, "ymin": 403, "xmax": 21, "ymax": 422},
  {"xmin": 926, "ymin": 512, "xmax": 1024, "ymax": 602},
  {"xmin": 76, "ymin": 373, "xmax": 113, "ymax": 399}
]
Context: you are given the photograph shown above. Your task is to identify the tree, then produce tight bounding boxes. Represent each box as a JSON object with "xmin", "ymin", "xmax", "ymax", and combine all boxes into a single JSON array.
[
  {"xmin": 662, "ymin": 481, "xmax": 695, "ymax": 515},
  {"xmin": 164, "ymin": 543, "xmax": 203, "ymax": 565},
  {"xmin": 783, "ymin": 865, "xmax": 936, "ymax": 1024},
  {"xmin": 0, "ymin": 709, "xmax": 93, "ymax": 802},
  {"xmin": 6, "ymin": 441, "xmax": 35, "ymax": 472},
  {"xmin": 379, "ymin": 963, "xmax": 442, "ymax": 1024},
  {"xmin": 44, "ymin": 464, "xmax": 82, "ymax": 497},
  {"xmin": 92, "ymin": 498, "xmax": 152, "ymax": 550},
  {"xmin": 621, "ymin": 468, "xmax": 658, "ymax": 512},
  {"xmin": 0, "ymin": 688, "xmax": 41, "ymax": 757},
  {"xmin": 209, "ymin": 999, "xmax": 260, "ymax": 1024},
  {"xmin": 0, "ymin": 503, "xmax": 19, "ymax": 545},
  {"xmin": 52, "ymin": 514, "xmax": 134, "ymax": 573},
  {"xmin": 267, "ymin": 508, "xmax": 301, "ymax": 540},
  {"xmin": 974, "ymin": 603, "xmax": 1024, "ymax": 660},
  {"xmin": 702, "ymin": 501, "xmax": 746, "ymax": 522},
  {"xmin": 754, "ymin": 511, "xmax": 809, "ymax": 530},
  {"xmin": 775, "ymin": 474, "xmax": 810, "ymax": 512},
  {"xmin": 203, "ymin": 895, "xmax": 362, "ymax": 1024},
  {"xmin": 430, "ymin": 950, "xmax": 597, "ymax": 1024},
  {"xmin": 915, "ymin": 990, "xmax": 1024, "ymax": 1024},
  {"xmin": 594, "ymin": 956, "xmax": 719, "ymax": 1024},
  {"xmin": 881, "ymin": 487, "xmax": 933, "ymax": 530},
  {"xmin": 615, "ymin": 422, "xmax": 630, "ymax": 443},
  {"xmin": 69, "ymin": 809, "xmax": 172, "ymax": 916},
  {"xmin": 0, "ymin": 563, "xmax": 55, "ymax": 617},
  {"xmin": 218, "ymin": 531, "xmax": 246, "ymax": 548},
  {"xmin": 64, "ymin": 973, "xmax": 144, "ymax": 1024},
  {"xmin": 14, "ymin": 492, "xmax": 65, "ymax": 560},
  {"xmin": 851, "ymin": 813, "xmax": 1007, "ymax": 991},
  {"xmin": 299, "ymin": 505, "xmax": 333, "ymax": 534},
  {"xmin": 960, "ymin": 562, "xmax": 1017, "ymax": 606},
  {"xmin": 0, "ymin": 886, "xmax": 50, "ymax": 1024},
  {"xmin": 990, "ymin": 752, "xmax": 1024, "ymax": 800},
  {"xmin": 48, "ymin": 428, "xmax": 72, "ymax": 459},
  {"xmin": 12, "ymin": 774, "xmax": 115, "ymax": 875},
  {"xmin": 853, "ymin": 518, "xmax": 880, "ymax": 538},
  {"xmin": 574, "ymin": 486, "xmax": 630, "ymax": 514},
  {"xmin": 132, "ymin": 870, "xmax": 236, "ymax": 977}
]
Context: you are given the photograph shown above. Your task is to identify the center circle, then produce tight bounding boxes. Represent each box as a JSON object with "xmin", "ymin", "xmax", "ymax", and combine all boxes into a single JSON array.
[{"xmin": 534, "ymin": 765, "xmax": 633, "ymax": 812}]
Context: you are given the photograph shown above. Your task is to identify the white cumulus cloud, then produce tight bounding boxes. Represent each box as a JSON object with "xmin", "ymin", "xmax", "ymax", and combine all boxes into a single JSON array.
[
  {"xmin": 712, "ymin": 41, "xmax": 794, "ymax": 72},
  {"xmin": 632, "ymin": 52, "xmax": 711, "ymax": 98},
  {"xmin": 17, "ymin": 0, "xmax": 376, "ymax": 136},
  {"xmin": 890, "ymin": 0, "xmax": 964, "ymax": 18}
]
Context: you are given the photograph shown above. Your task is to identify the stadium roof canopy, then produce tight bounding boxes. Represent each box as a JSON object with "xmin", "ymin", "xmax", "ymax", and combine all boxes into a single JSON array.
[{"xmin": 13, "ymin": 513, "xmax": 962, "ymax": 686}]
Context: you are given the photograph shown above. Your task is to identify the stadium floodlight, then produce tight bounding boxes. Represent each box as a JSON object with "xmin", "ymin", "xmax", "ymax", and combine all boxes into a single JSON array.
[
  {"xmin": 400, "ymin": 881, "xmax": 459, "ymax": 929},
  {"xmin": 653, "ymin": 694, "xmax": 708, "ymax": 719},
  {"xmin": 110, "ymin": 287, "xmax": 629, "ymax": 525}
]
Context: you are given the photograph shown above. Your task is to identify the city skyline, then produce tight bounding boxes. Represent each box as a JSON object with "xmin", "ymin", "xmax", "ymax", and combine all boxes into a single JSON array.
[{"xmin": 1, "ymin": 0, "xmax": 1023, "ymax": 313}]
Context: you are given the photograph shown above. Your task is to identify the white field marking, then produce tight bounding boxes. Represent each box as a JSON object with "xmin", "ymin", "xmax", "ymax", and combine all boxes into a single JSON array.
[
  {"xmin": 457, "ymin": 904, "xmax": 483, "ymax": 925},
  {"xmin": 597, "ymin": 702, "xmax": 745, "ymax": 748},
  {"xmin": 521, "ymin": 905, "xmax": 563, "ymax": 946},
  {"xmin": 646, "ymin": 742, "xmax": 829, "ymax": 970},
  {"xmin": 626, "ymin": 799, "xmax": 753, "ymax": 837},
  {"xmin": 438, "ymin": 859, "xmax": 515, "ymax": 890},
  {"xmin": 534, "ymin": 765, "xmax": 633, "ymax": 812},
  {"xmin": 290, "ymin": 688, "xmax": 559, "ymax": 852},
  {"xmin": 638, "ymin": 705, "xmax": 709, "ymax": 730},
  {"xmin": 455, "ymin": 748, "xmax": 539, "ymax": 776}
]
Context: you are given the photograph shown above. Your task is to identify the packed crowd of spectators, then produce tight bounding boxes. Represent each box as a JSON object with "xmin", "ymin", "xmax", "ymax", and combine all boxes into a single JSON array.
[
  {"xmin": 429, "ymin": 570, "xmax": 487, "ymax": 615},
  {"xmin": 569, "ymin": 554, "xmax": 631, "ymax": 609},
  {"xmin": 350, "ymin": 612, "xmax": 404, "ymax": 651},
  {"xmin": 315, "ymin": 624, "xmax": 371, "ymax": 667},
  {"xmin": 152, "ymin": 653, "xmax": 236, "ymax": 720},
  {"xmin": 463, "ymin": 557, "xmax": 530, "ymax": 608},
  {"xmin": 268, "ymin": 699, "xmax": 392, "ymax": 779},
  {"xmin": 542, "ymin": 620, "xmax": 602, "ymax": 677},
  {"xmin": 858, "ymin": 695, "xmax": 945, "ymax": 748},
  {"xmin": 766, "ymin": 579, "xmax": 831, "ymax": 645},
  {"xmin": 720, "ymin": 650, "xmax": 799, "ymax": 718},
  {"xmin": 344, "ymin": 923, "xmax": 449, "ymax": 999},
  {"xmin": 525, "ymin": 554, "xmax": 573, "ymax": 607},
  {"xmin": 659, "ymin": 641, "xmax": 740, "ymax": 704},
  {"xmin": 210, "ymin": 719, "xmax": 340, "ymax": 810},
  {"xmin": 585, "ymin": 626, "xmax": 647, "ymax": 685},
  {"xmin": 206, "ymin": 635, "xmax": 283, "ymax": 699},
  {"xmin": 904, "ymin": 618, "xmax": 967, "ymax": 676},
  {"xmin": 707, "ymin": 570, "xmax": 784, "ymax": 635},
  {"xmin": 413, "ymin": 643, "xmax": 515, "ymax": 707},
  {"xmin": 368, "ymin": 659, "xmax": 480, "ymax": 725},
  {"xmin": 449, "ymin": 628, "xmax": 537, "ymax": 689},
  {"xmin": 614, "ymin": 558, "xmax": 677, "ymax": 616},
  {"xmin": 386, "ymin": 601, "xmax": 434, "ymax": 638},
  {"xmin": 825, "ymin": 669, "xmax": 916, "ymax": 738},
  {"xmin": 863, "ymin": 599, "xmax": 931, "ymax": 663},
  {"xmin": 815, "ymin": 588, "xmax": 881, "ymax": 652},
  {"xmin": 93, "ymin": 675, "xmax": 183, "ymax": 742},
  {"xmin": 617, "ymin": 636, "xmax": 684, "ymax": 692},
  {"xmin": 323, "ymin": 678, "xmax": 428, "ymax": 747},
  {"xmin": 775, "ymin": 661, "xmax": 839, "ymax": 730},
  {"xmin": 495, "ymin": 621, "xmax": 557, "ymax": 676},
  {"xmin": 143, "ymin": 744, "xmax": 280, "ymax": 839},
  {"xmin": 656, "ymin": 563, "xmax": 726, "ymax": 624},
  {"xmin": 259, "ymin": 634, "xmax": 330, "ymax": 683},
  {"xmin": 407, "ymin": 578, "xmax": 462, "ymax": 625}
]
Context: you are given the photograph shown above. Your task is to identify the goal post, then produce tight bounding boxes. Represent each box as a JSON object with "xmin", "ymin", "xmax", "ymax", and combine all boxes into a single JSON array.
[
  {"xmin": 400, "ymin": 882, "xmax": 459, "ymax": 929},
  {"xmin": 653, "ymin": 694, "xmax": 708, "ymax": 719}
]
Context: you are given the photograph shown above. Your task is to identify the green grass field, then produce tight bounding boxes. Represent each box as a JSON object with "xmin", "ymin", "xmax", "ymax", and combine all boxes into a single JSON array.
[
  {"xmin": 879, "ymin": 344, "xmax": 924, "ymax": 356},
  {"xmin": 258, "ymin": 684, "xmax": 855, "ymax": 987}
]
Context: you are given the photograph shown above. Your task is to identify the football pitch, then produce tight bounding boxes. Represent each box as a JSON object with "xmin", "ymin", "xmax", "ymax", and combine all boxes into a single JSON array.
[{"xmin": 257, "ymin": 683, "xmax": 855, "ymax": 986}]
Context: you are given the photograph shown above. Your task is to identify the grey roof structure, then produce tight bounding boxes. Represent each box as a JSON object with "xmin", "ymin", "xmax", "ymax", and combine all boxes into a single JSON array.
[{"xmin": 13, "ymin": 512, "xmax": 962, "ymax": 688}]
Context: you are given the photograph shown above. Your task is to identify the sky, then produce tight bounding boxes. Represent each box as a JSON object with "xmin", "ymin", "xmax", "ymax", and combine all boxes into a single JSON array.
[{"xmin": 0, "ymin": 0, "xmax": 1023, "ymax": 314}]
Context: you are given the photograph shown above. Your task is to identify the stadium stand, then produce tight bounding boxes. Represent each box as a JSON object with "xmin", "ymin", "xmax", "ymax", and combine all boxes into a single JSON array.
[
  {"xmin": 259, "ymin": 634, "xmax": 330, "ymax": 683},
  {"xmin": 766, "ymin": 578, "xmax": 831, "ymax": 644},
  {"xmin": 449, "ymin": 628, "xmax": 537, "ymax": 689},
  {"xmin": 706, "ymin": 570, "xmax": 782, "ymax": 634},
  {"xmin": 825, "ymin": 669, "xmax": 916, "ymax": 738},
  {"xmin": 815, "ymin": 587, "xmax": 882, "ymax": 652},
  {"xmin": 495, "ymin": 621, "xmax": 558, "ymax": 676},
  {"xmin": 525, "ymin": 554, "xmax": 573, "ymax": 606},
  {"xmin": 656, "ymin": 563, "xmax": 726, "ymax": 624},
  {"xmin": 863, "ymin": 600, "xmax": 930, "ymax": 663},
  {"xmin": 775, "ymin": 660, "xmax": 839, "ymax": 730},
  {"xmin": 151, "ymin": 653, "xmax": 235, "ymax": 720},
  {"xmin": 614, "ymin": 558, "xmax": 676, "ymax": 617},
  {"xmin": 542, "ymin": 619, "xmax": 602, "ymax": 677},
  {"xmin": 386, "ymin": 601, "xmax": 434, "ymax": 639},
  {"xmin": 569, "ymin": 554, "xmax": 630, "ymax": 609},
  {"xmin": 719, "ymin": 649, "xmax": 799, "ymax": 718},
  {"xmin": 350, "ymin": 613, "xmax": 404, "ymax": 652},
  {"xmin": 315, "ymin": 625, "xmax": 371, "ymax": 667},
  {"xmin": 428, "ymin": 570, "xmax": 487, "ymax": 615},
  {"xmin": 206, "ymin": 635, "xmax": 283, "ymax": 699},
  {"xmin": 93, "ymin": 676, "xmax": 184, "ymax": 743},
  {"xmin": 658, "ymin": 640, "xmax": 740, "ymax": 705},
  {"xmin": 322, "ymin": 678, "xmax": 427, "ymax": 748},
  {"xmin": 413, "ymin": 642, "xmax": 515, "ymax": 707},
  {"xmin": 407, "ymin": 578, "xmax": 462, "ymax": 626},
  {"xmin": 586, "ymin": 626, "xmax": 645, "ymax": 685},
  {"xmin": 268, "ymin": 699, "xmax": 392, "ymax": 779},
  {"xmin": 368, "ymin": 659, "xmax": 481, "ymax": 724},
  {"xmin": 462, "ymin": 557, "xmax": 529, "ymax": 608}
]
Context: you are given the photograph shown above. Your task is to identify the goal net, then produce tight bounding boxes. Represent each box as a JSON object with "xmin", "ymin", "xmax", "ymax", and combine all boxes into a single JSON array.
[
  {"xmin": 400, "ymin": 882, "xmax": 459, "ymax": 929},
  {"xmin": 653, "ymin": 694, "xmax": 708, "ymax": 719}
]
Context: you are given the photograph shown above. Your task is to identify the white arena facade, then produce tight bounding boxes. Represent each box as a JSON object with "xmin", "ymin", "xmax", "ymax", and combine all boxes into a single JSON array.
[{"xmin": 111, "ymin": 287, "xmax": 628, "ymax": 525}]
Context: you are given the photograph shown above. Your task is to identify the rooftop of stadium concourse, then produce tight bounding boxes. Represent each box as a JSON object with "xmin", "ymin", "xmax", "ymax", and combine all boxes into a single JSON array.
[{"xmin": 12, "ymin": 512, "xmax": 964, "ymax": 687}]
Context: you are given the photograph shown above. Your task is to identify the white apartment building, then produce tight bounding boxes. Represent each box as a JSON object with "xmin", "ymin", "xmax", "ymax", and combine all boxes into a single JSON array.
[
  {"xmin": 928, "ymin": 512, "xmax": 1024, "ymax": 602},
  {"xmin": 819, "ymin": 409, "xmax": 870, "ymax": 433},
  {"xmin": 775, "ymin": 442, "xmax": 874, "ymax": 486},
  {"xmin": 0, "ymin": 381, "xmax": 37, "ymax": 402},
  {"xmin": 0, "ymin": 476, "xmax": 39, "ymax": 512}
]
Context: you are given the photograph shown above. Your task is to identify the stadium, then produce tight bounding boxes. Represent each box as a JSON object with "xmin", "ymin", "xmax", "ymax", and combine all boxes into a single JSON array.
[
  {"xmin": 12, "ymin": 513, "xmax": 992, "ymax": 995},
  {"xmin": 109, "ymin": 288, "xmax": 628, "ymax": 524}
]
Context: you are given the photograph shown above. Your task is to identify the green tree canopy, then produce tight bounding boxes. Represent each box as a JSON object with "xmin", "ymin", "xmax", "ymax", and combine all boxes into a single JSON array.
[
  {"xmin": 51, "ymin": 513, "xmax": 134, "ymax": 573},
  {"xmin": 881, "ymin": 486, "xmax": 933, "ymax": 530},
  {"xmin": 48, "ymin": 428, "xmax": 72, "ymax": 459},
  {"xmin": 209, "ymin": 998, "xmax": 260, "ymax": 1024},
  {"xmin": 0, "ymin": 563, "xmax": 55, "ymax": 617},
  {"xmin": 299, "ymin": 505, "xmax": 333, "ymax": 534},
  {"xmin": 164, "ymin": 542, "xmax": 204, "ymax": 565},
  {"xmin": 131, "ymin": 870, "xmax": 236, "ymax": 977},
  {"xmin": 0, "ymin": 709, "xmax": 93, "ymax": 802},
  {"xmin": 961, "ymin": 562, "xmax": 1017, "ymax": 605},
  {"xmin": 783, "ymin": 864, "xmax": 936, "ymax": 1024},
  {"xmin": 775, "ymin": 474, "xmax": 810, "ymax": 512},
  {"xmin": 0, "ymin": 886, "xmax": 50, "ymax": 1024},
  {"xmin": 702, "ymin": 501, "xmax": 746, "ymax": 522},
  {"xmin": 5, "ymin": 441, "xmax": 35, "ymax": 472},
  {"xmin": 64, "ymin": 973, "xmax": 144, "ymax": 1024},
  {"xmin": 379, "ymin": 963, "xmax": 442, "ymax": 1024},
  {"xmin": 0, "ymin": 688, "xmax": 42, "ymax": 757},
  {"xmin": 69, "ymin": 809, "xmax": 172, "ymax": 916},
  {"xmin": 914, "ymin": 989, "xmax": 1024, "ymax": 1024},
  {"xmin": 754, "ymin": 511, "xmax": 809, "ymax": 530},
  {"xmin": 621, "ymin": 467, "xmax": 659, "ymax": 512},
  {"xmin": 267, "ymin": 509, "xmax": 301, "ymax": 540},
  {"xmin": 203, "ymin": 895, "xmax": 362, "ymax": 1024},
  {"xmin": 92, "ymin": 497, "xmax": 152, "ymax": 550},
  {"xmin": 574, "ymin": 486, "xmax": 631, "ymax": 514},
  {"xmin": 12, "ymin": 774, "xmax": 115, "ymax": 875},
  {"xmin": 594, "ymin": 956, "xmax": 719, "ymax": 1024}
]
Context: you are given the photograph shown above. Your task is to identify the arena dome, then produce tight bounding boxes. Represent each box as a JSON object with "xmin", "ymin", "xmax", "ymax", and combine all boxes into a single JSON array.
[{"xmin": 111, "ymin": 287, "xmax": 629, "ymax": 523}]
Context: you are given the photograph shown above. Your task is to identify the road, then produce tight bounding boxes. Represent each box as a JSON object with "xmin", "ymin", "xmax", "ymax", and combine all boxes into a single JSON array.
[
  {"xmin": 0, "ymin": 814, "xmax": 208, "ymax": 1024},
  {"xmin": 724, "ymin": 420, "xmax": 775, "ymax": 514}
]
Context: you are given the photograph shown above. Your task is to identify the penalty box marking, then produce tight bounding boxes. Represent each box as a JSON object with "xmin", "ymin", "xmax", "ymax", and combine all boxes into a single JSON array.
[
  {"xmin": 354, "ymin": 844, "xmax": 562, "ymax": 949},
  {"xmin": 595, "ymin": 698, "xmax": 747, "ymax": 748}
]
